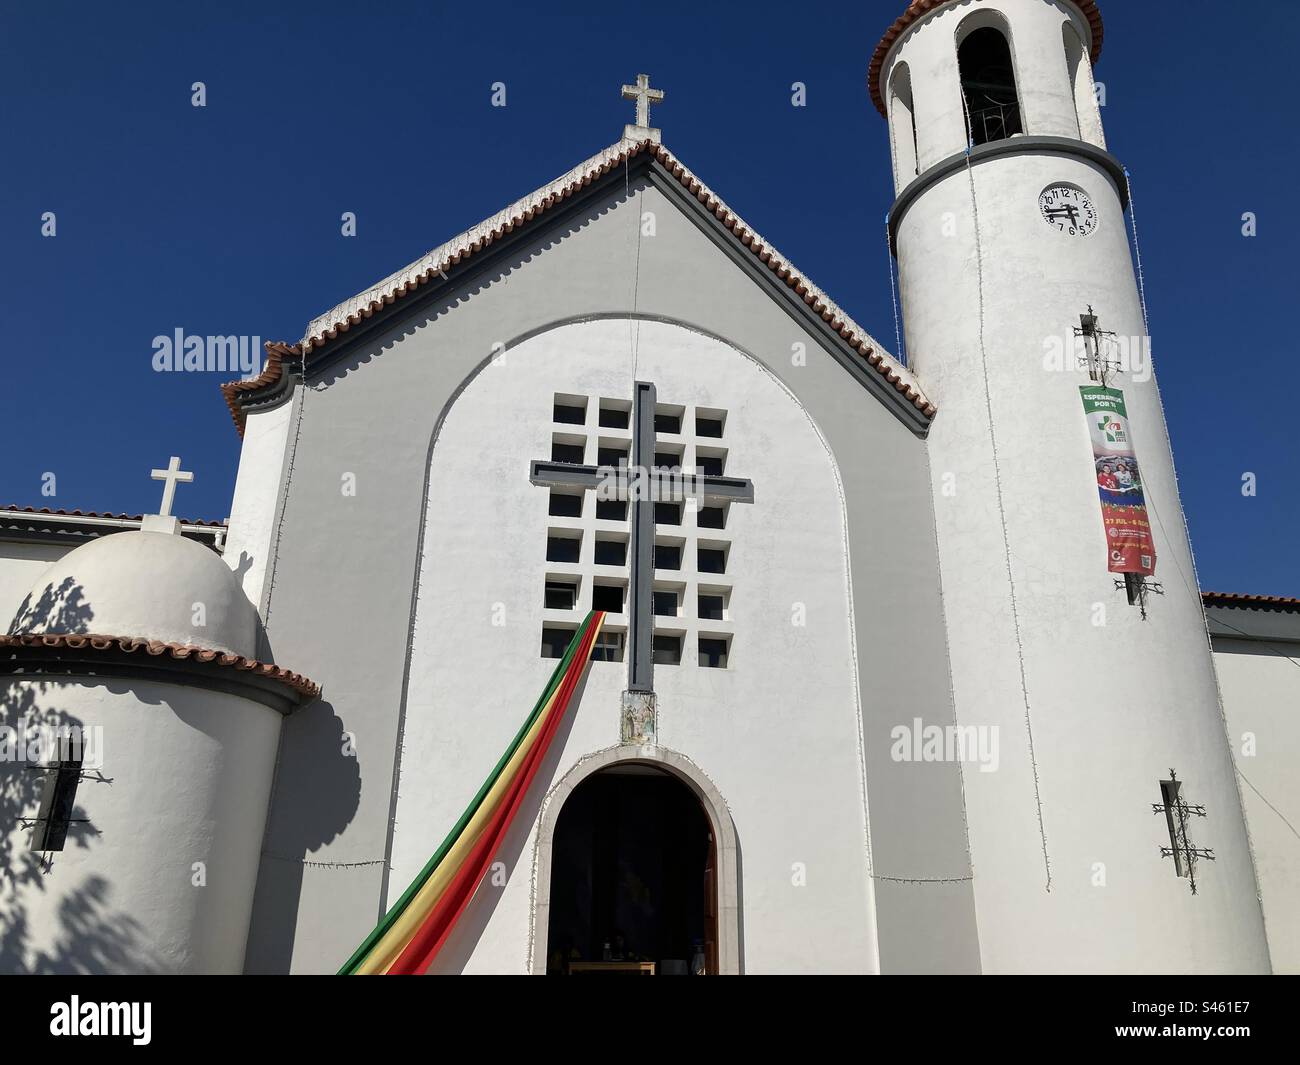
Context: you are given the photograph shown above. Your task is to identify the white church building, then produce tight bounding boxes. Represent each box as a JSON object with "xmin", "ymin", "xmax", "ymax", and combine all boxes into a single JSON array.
[{"xmin": 2, "ymin": 0, "xmax": 1297, "ymax": 975}]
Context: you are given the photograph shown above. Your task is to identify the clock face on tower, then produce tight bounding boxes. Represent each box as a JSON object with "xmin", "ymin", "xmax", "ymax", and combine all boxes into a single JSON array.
[{"xmin": 1039, "ymin": 185, "xmax": 1098, "ymax": 236}]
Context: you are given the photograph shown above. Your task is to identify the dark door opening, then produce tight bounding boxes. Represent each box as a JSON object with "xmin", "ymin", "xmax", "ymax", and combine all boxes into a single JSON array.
[{"xmin": 545, "ymin": 766, "xmax": 717, "ymax": 975}]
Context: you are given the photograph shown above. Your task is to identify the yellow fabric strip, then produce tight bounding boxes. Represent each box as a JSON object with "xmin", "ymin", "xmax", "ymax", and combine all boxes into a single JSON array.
[{"xmin": 355, "ymin": 683, "xmax": 563, "ymax": 976}]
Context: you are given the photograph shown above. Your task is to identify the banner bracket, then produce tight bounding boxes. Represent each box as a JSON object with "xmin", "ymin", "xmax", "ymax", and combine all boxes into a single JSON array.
[
  {"xmin": 1075, "ymin": 306, "xmax": 1123, "ymax": 385},
  {"xmin": 1117, "ymin": 574, "xmax": 1165, "ymax": 619}
]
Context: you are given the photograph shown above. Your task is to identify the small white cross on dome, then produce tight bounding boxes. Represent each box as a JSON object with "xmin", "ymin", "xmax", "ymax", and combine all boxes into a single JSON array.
[
  {"xmin": 145, "ymin": 456, "xmax": 194, "ymax": 534},
  {"xmin": 621, "ymin": 73, "xmax": 664, "ymax": 143}
]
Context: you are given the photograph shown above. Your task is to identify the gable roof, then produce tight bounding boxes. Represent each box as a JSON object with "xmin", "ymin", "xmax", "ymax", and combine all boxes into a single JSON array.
[
  {"xmin": 868, "ymin": 0, "xmax": 1105, "ymax": 116},
  {"xmin": 221, "ymin": 137, "xmax": 933, "ymax": 435}
]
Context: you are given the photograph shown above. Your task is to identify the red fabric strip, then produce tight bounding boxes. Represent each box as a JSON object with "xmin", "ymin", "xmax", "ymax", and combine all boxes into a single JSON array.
[{"xmin": 387, "ymin": 613, "xmax": 602, "ymax": 974}]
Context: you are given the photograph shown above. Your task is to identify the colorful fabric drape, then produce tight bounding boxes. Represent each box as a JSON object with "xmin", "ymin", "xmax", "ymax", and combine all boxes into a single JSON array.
[{"xmin": 339, "ymin": 611, "xmax": 605, "ymax": 975}]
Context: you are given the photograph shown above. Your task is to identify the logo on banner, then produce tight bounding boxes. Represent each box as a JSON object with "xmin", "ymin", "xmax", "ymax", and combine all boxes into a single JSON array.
[{"xmin": 1096, "ymin": 414, "xmax": 1128, "ymax": 445}]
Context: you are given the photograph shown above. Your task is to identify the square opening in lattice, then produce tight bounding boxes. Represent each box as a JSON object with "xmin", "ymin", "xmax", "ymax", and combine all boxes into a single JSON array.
[
  {"xmin": 655, "ymin": 500, "xmax": 683, "ymax": 526},
  {"xmin": 553, "ymin": 394, "xmax": 588, "ymax": 426},
  {"xmin": 594, "ymin": 534, "xmax": 628, "ymax": 567},
  {"xmin": 702, "ymin": 540, "xmax": 733, "ymax": 574},
  {"xmin": 546, "ymin": 531, "xmax": 582, "ymax": 564},
  {"xmin": 548, "ymin": 489, "xmax": 583, "ymax": 518},
  {"xmin": 654, "ymin": 402, "xmax": 685, "ymax": 435},
  {"xmin": 591, "ymin": 629, "xmax": 626, "ymax": 663},
  {"xmin": 652, "ymin": 632, "xmax": 683, "ymax": 666},
  {"xmin": 540, "ymin": 625, "xmax": 578, "ymax": 659},
  {"xmin": 551, "ymin": 432, "xmax": 586, "ymax": 465},
  {"xmin": 596, "ymin": 498, "xmax": 628, "ymax": 521},
  {"xmin": 697, "ymin": 542, "xmax": 729, "ymax": 574},
  {"xmin": 698, "ymin": 634, "xmax": 731, "ymax": 669},
  {"xmin": 597, "ymin": 441, "xmax": 630, "ymax": 467},
  {"xmin": 696, "ymin": 446, "xmax": 727, "ymax": 477},
  {"xmin": 545, "ymin": 577, "xmax": 580, "ymax": 611},
  {"xmin": 697, "ymin": 586, "xmax": 730, "ymax": 621},
  {"xmin": 654, "ymin": 537, "xmax": 684, "ymax": 571},
  {"xmin": 697, "ymin": 503, "xmax": 728, "ymax": 530},
  {"xmin": 599, "ymin": 398, "xmax": 631, "ymax": 429},
  {"xmin": 653, "ymin": 445, "xmax": 684, "ymax": 471},
  {"xmin": 592, "ymin": 580, "xmax": 627, "ymax": 613},
  {"xmin": 653, "ymin": 582, "xmax": 684, "ymax": 618},
  {"xmin": 694, "ymin": 407, "xmax": 726, "ymax": 438}
]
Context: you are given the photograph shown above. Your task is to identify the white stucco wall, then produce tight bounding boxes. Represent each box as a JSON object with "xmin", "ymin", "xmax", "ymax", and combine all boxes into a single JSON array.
[
  {"xmin": 1215, "ymin": 639, "xmax": 1300, "ymax": 974},
  {"xmin": 389, "ymin": 317, "xmax": 876, "ymax": 973},
  {"xmin": 223, "ymin": 399, "xmax": 294, "ymax": 614},
  {"xmin": 0, "ymin": 542, "xmax": 68, "ymax": 629},
  {"xmin": 888, "ymin": 1, "xmax": 1270, "ymax": 973},
  {"xmin": 0, "ymin": 677, "xmax": 280, "ymax": 974}
]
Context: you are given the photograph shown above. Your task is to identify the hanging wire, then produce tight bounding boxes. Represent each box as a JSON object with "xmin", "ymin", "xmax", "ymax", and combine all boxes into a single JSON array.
[
  {"xmin": 1124, "ymin": 166, "xmax": 1151, "ymax": 334},
  {"xmin": 625, "ymin": 152, "xmax": 644, "ymax": 387},
  {"xmin": 261, "ymin": 349, "xmax": 308, "ymax": 627},
  {"xmin": 886, "ymin": 213, "xmax": 905, "ymax": 365},
  {"xmin": 1121, "ymin": 167, "xmax": 1203, "ymax": 611},
  {"xmin": 961, "ymin": 131, "xmax": 1053, "ymax": 894}
]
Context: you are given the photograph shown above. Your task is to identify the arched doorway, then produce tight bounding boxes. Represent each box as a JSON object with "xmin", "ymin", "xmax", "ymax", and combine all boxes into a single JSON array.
[{"xmin": 542, "ymin": 761, "xmax": 720, "ymax": 975}]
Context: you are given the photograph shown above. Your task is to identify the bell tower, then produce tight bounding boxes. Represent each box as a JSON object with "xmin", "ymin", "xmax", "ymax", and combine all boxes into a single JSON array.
[{"xmin": 872, "ymin": 0, "xmax": 1271, "ymax": 973}]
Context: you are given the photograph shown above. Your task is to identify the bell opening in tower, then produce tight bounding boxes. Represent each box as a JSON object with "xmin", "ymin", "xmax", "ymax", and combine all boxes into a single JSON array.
[
  {"xmin": 545, "ymin": 765, "xmax": 717, "ymax": 975},
  {"xmin": 958, "ymin": 26, "xmax": 1023, "ymax": 145}
]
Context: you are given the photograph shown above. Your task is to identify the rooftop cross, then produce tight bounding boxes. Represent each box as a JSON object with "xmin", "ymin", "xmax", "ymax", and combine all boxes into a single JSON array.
[
  {"xmin": 621, "ymin": 73, "xmax": 664, "ymax": 142},
  {"xmin": 150, "ymin": 455, "xmax": 193, "ymax": 518}
]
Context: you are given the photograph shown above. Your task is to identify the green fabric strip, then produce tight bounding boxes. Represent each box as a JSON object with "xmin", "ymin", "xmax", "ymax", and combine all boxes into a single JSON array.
[{"xmin": 337, "ymin": 611, "xmax": 596, "ymax": 974}]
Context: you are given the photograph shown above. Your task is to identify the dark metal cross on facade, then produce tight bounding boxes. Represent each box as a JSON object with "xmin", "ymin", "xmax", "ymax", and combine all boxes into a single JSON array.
[
  {"xmin": 530, "ymin": 381, "xmax": 754, "ymax": 696},
  {"xmin": 1074, "ymin": 306, "xmax": 1122, "ymax": 386},
  {"xmin": 1152, "ymin": 769, "xmax": 1215, "ymax": 895}
]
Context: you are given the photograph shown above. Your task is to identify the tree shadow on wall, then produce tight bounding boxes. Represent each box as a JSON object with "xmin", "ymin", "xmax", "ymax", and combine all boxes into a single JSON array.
[
  {"xmin": 8, "ymin": 576, "xmax": 93, "ymax": 635},
  {"xmin": 0, "ymin": 675, "xmax": 163, "ymax": 974}
]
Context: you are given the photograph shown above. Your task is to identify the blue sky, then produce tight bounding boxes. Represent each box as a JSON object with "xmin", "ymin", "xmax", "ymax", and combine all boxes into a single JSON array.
[{"xmin": 1, "ymin": 1, "xmax": 1295, "ymax": 595}]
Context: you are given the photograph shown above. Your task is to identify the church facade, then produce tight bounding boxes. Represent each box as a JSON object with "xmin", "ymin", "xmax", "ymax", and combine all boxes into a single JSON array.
[{"xmin": 2, "ymin": 0, "xmax": 1297, "ymax": 975}]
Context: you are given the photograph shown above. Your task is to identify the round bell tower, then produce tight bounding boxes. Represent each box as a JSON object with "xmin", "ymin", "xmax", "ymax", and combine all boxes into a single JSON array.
[{"xmin": 872, "ymin": 0, "xmax": 1270, "ymax": 973}]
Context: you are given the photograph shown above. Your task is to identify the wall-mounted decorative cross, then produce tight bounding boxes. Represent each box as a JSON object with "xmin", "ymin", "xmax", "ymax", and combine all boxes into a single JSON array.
[
  {"xmin": 530, "ymin": 381, "xmax": 753, "ymax": 697},
  {"xmin": 1074, "ymin": 306, "xmax": 1122, "ymax": 386},
  {"xmin": 1152, "ymin": 769, "xmax": 1214, "ymax": 895}
]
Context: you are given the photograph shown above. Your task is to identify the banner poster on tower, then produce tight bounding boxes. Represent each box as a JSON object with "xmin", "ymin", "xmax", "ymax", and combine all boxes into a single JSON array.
[{"xmin": 1079, "ymin": 385, "xmax": 1157, "ymax": 577}]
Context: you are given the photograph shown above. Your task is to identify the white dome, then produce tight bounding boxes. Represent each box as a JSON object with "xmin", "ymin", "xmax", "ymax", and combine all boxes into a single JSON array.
[{"xmin": 9, "ymin": 530, "xmax": 259, "ymax": 658}]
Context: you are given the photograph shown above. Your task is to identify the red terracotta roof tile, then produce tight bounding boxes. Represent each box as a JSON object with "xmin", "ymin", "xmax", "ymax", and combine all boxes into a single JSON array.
[
  {"xmin": 221, "ymin": 140, "xmax": 934, "ymax": 433},
  {"xmin": 219, "ymin": 341, "xmax": 300, "ymax": 437},
  {"xmin": 0, "ymin": 632, "xmax": 320, "ymax": 702},
  {"xmin": 1202, "ymin": 592, "xmax": 1300, "ymax": 612},
  {"xmin": 2, "ymin": 505, "xmax": 225, "ymax": 527},
  {"xmin": 869, "ymin": 0, "xmax": 1104, "ymax": 116}
]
